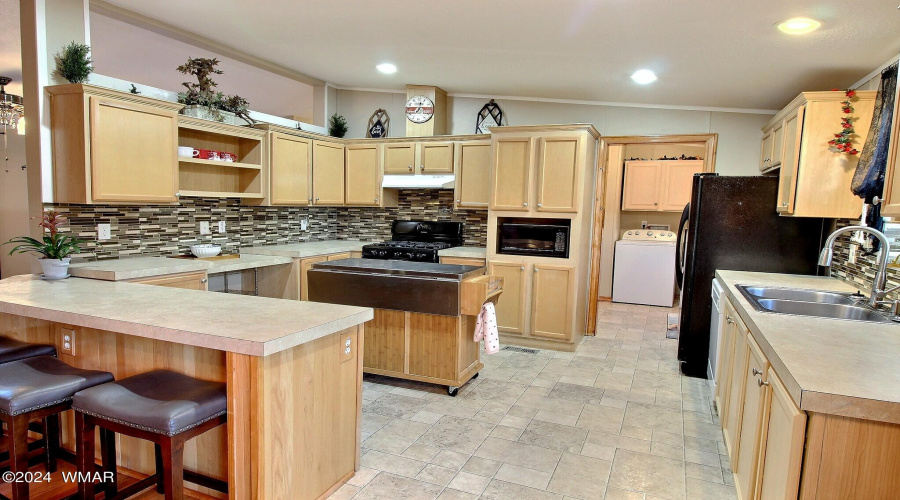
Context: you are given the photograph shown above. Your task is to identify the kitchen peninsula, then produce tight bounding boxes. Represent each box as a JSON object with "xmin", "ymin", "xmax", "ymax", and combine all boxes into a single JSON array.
[{"xmin": 0, "ymin": 274, "xmax": 373, "ymax": 500}]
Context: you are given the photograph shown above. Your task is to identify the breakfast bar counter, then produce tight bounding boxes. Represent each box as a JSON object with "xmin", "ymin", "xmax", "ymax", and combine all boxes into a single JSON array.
[{"xmin": 0, "ymin": 275, "xmax": 373, "ymax": 500}]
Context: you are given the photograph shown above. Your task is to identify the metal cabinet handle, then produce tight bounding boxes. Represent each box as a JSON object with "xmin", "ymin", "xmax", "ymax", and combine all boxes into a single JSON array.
[
  {"xmin": 523, "ymin": 202, "xmax": 528, "ymax": 207},
  {"xmin": 408, "ymin": 165, "xmax": 413, "ymax": 171},
  {"xmin": 200, "ymin": 278, "xmax": 208, "ymax": 284},
  {"xmin": 781, "ymin": 202, "xmax": 788, "ymax": 207},
  {"xmin": 520, "ymin": 266, "xmax": 525, "ymax": 271},
  {"xmin": 726, "ymin": 317, "xmax": 734, "ymax": 324},
  {"xmin": 175, "ymin": 193, "xmax": 181, "ymax": 197},
  {"xmin": 752, "ymin": 368, "xmax": 762, "ymax": 376},
  {"xmin": 537, "ymin": 203, "xmax": 543, "ymax": 208},
  {"xmin": 374, "ymin": 197, "xmax": 379, "ymax": 203},
  {"xmin": 420, "ymin": 165, "xmax": 425, "ymax": 171},
  {"xmin": 534, "ymin": 268, "xmax": 539, "ymax": 273},
  {"xmin": 758, "ymin": 379, "xmax": 770, "ymax": 387},
  {"xmin": 456, "ymin": 199, "xmax": 461, "ymax": 203},
  {"xmin": 315, "ymin": 197, "xmax": 320, "ymax": 202}
]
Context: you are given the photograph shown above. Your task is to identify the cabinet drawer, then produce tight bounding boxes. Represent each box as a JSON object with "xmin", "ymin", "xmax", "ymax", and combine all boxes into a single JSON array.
[{"xmin": 460, "ymin": 275, "xmax": 504, "ymax": 316}]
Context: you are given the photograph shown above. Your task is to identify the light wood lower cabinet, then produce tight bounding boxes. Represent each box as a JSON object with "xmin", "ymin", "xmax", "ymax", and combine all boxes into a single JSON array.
[
  {"xmin": 300, "ymin": 256, "xmax": 329, "ymax": 301},
  {"xmin": 489, "ymin": 261, "xmax": 576, "ymax": 345},
  {"xmin": 488, "ymin": 262, "xmax": 528, "ymax": 335},
  {"xmin": 128, "ymin": 271, "xmax": 208, "ymax": 290},
  {"xmin": 757, "ymin": 368, "xmax": 805, "ymax": 500},
  {"xmin": 312, "ymin": 140, "xmax": 345, "ymax": 206},
  {"xmin": 734, "ymin": 335, "xmax": 770, "ymax": 500},
  {"xmin": 723, "ymin": 311, "xmax": 750, "ymax": 463}
]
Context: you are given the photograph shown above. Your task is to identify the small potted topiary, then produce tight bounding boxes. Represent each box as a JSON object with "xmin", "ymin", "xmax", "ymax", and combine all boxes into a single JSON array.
[
  {"xmin": 329, "ymin": 113, "xmax": 348, "ymax": 138},
  {"xmin": 55, "ymin": 41, "xmax": 94, "ymax": 84},
  {"xmin": 3, "ymin": 210, "xmax": 83, "ymax": 279}
]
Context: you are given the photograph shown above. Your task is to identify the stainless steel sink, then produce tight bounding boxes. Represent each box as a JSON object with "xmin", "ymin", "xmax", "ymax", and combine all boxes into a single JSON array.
[
  {"xmin": 739, "ymin": 286, "xmax": 859, "ymax": 305},
  {"xmin": 754, "ymin": 298, "xmax": 894, "ymax": 323},
  {"xmin": 736, "ymin": 285, "xmax": 897, "ymax": 324}
]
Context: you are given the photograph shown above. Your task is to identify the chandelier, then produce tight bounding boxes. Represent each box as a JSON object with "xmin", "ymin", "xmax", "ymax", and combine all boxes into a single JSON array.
[{"xmin": 0, "ymin": 76, "xmax": 24, "ymax": 131}]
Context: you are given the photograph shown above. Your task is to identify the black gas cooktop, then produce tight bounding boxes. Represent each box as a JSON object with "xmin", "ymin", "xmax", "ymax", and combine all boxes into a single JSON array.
[{"xmin": 362, "ymin": 220, "xmax": 463, "ymax": 263}]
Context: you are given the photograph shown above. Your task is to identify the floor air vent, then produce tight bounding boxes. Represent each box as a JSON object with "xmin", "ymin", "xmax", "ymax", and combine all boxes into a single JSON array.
[{"xmin": 501, "ymin": 346, "xmax": 539, "ymax": 354}]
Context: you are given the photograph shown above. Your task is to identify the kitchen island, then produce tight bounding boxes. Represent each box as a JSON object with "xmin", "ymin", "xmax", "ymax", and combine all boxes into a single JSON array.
[
  {"xmin": 0, "ymin": 275, "xmax": 373, "ymax": 500},
  {"xmin": 308, "ymin": 259, "xmax": 502, "ymax": 395}
]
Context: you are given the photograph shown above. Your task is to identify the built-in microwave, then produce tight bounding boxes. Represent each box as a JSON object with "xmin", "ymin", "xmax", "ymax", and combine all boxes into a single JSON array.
[{"xmin": 497, "ymin": 218, "xmax": 571, "ymax": 258}]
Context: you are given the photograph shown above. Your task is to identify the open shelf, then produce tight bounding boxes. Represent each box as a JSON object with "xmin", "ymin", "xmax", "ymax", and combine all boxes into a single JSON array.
[{"xmin": 178, "ymin": 157, "xmax": 262, "ymax": 170}]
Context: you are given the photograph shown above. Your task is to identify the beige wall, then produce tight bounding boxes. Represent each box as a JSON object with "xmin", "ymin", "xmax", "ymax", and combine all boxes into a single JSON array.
[
  {"xmin": 0, "ymin": 132, "xmax": 33, "ymax": 278},
  {"xmin": 335, "ymin": 89, "xmax": 773, "ymax": 176}
]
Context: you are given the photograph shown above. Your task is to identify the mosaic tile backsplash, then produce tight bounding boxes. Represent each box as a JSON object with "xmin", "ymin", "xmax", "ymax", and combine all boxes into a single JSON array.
[
  {"xmin": 48, "ymin": 190, "xmax": 487, "ymax": 261},
  {"xmin": 828, "ymin": 218, "xmax": 900, "ymax": 301}
]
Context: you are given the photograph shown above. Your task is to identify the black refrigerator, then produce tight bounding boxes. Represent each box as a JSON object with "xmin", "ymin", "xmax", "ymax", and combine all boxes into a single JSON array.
[{"xmin": 676, "ymin": 174, "xmax": 826, "ymax": 378}]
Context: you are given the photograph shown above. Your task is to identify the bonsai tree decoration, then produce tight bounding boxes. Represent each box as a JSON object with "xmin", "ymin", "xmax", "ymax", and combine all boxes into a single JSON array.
[
  {"xmin": 329, "ymin": 113, "xmax": 349, "ymax": 138},
  {"xmin": 55, "ymin": 41, "xmax": 93, "ymax": 84},
  {"xmin": 3, "ymin": 210, "xmax": 83, "ymax": 279},
  {"xmin": 220, "ymin": 94, "xmax": 256, "ymax": 125}
]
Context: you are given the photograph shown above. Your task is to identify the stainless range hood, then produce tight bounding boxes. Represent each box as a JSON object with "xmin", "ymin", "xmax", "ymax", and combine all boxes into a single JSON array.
[{"xmin": 382, "ymin": 174, "xmax": 456, "ymax": 189}]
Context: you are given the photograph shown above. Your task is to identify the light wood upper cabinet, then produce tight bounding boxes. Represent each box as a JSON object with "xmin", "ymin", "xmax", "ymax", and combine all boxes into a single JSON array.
[
  {"xmin": 345, "ymin": 144, "xmax": 382, "ymax": 206},
  {"xmin": 488, "ymin": 261, "xmax": 528, "ymax": 335},
  {"xmin": 491, "ymin": 137, "xmax": 534, "ymax": 211},
  {"xmin": 454, "ymin": 141, "xmax": 491, "ymax": 209},
  {"xmin": 770, "ymin": 120, "xmax": 785, "ymax": 170},
  {"xmin": 766, "ymin": 91, "xmax": 876, "ymax": 218},
  {"xmin": 269, "ymin": 132, "xmax": 312, "ymax": 206},
  {"xmin": 880, "ymin": 73, "xmax": 900, "ymax": 217},
  {"xmin": 312, "ymin": 140, "xmax": 345, "ymax": 206},
  {"xmin": 48, "ymin": 85, "xmax": 182, "ymax": 204},
  {"xmin": 536, "ymin": 136, "xmax": 581, "ymax": 212},
  {"xmin": 622, "ymin": 160, "xmax": 702, "ymax": 212},
  {"xmin": 734, "ymin": 335, "xmax": 770, "ymax": 500},
  {"xmin": 530, "ymin": 265, "xmax": 574, "ymax": 341},
  {"xmin": 756, "ymin": 368, "xmax": 805, "ymax": 500},
  {"xmin": 759, "ymin": 131, "xmax": 775, "ymax": 172},
  {"xmin": 384, "ymin": 143, "xmax": 416, "ymax": 174},
  {"xmin": 659, "ymin": 161, "xmax": 702, "ymax": 211},
  {"xmin": 420, "ymin": 142, "xmax": 454, "ymax": 173}
]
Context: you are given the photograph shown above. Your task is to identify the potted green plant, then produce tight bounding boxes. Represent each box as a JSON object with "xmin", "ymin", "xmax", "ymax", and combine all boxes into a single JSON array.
[
  {"xmin": 55, "ymin": 41, "xmax": 93, "ymax": 84},
  {"xmin": 329, "ymin": 113, "xmax": 348, "ymax": 138},
  {"xmin": 220, "ymin": 94, "xmax": 256, "ymax": 125},
  {"xmin": 3, "ymin": 211, "xmax": 83, "ymax": 279}
]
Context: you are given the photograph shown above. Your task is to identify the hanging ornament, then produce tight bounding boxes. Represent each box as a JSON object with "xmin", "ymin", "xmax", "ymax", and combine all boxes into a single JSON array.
[
  {"xmin": 828, "ymin": 89, "xmax": 859, "ymax": 155},
  {"xmin": 367, "ymin": 108, "xmax": 389, "ymax": 138},
  {"xmin": 476, "ymin": 99, "xmax": 503, "ymax": 134}
]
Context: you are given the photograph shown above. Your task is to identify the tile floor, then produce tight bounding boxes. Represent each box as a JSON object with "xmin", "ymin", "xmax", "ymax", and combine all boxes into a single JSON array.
[{"xmin": 328, "ymin": 301, "xmax": 736, "ymax": 500}]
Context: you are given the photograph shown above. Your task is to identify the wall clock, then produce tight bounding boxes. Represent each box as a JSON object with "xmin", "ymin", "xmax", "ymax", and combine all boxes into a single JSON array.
[{"xmin": 405, "ymin": 95, "xmax": 435, "ymax": 124}]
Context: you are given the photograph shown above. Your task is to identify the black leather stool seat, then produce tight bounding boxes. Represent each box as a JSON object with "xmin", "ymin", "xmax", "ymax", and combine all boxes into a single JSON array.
[
  {"xmin": 0, "ymin": 355, "xmax": 113, "ymax": 416},
  {"xmin": 0, "ymin": 336, "xmax": 56, "ymax": 364},
  {"xmin": 73, "ymin": 370, "xmax": 227, "ymax": 437}
]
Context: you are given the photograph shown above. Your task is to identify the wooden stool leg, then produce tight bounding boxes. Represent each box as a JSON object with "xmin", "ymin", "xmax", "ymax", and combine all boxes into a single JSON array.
[
  {"xmin": 44, "ymin": 414, "xmax": 60, "ymax": 473},
  {"xmin": 99, "ymin": 428, "xmax": 117, "ymax": 497},
  {"xmin": 8, "ymin": 414, "xmax": 31, "ymax": 500},
  {"xmin": 75, "ymin": 412, "xmax": 96, "ymax": 500},
  {"xmin": 160, "ymin": 436, "xmax": 185, "ymax": 500},
  {"xmin": 154, "ymin": 444, "xmax": 164, "ymax": 494}
]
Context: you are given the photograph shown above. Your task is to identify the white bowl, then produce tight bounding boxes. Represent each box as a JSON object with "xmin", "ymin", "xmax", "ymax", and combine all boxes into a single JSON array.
[{"xmin": 190, "ymin": 244, "xmax": 221, "ymax": 258}]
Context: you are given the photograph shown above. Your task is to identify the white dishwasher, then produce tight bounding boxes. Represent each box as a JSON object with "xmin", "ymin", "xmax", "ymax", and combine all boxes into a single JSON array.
[
  {"xmin": 612, "ymin": 229, "xmax": 677, "ymax": 307},
  {"xmin": 709, "ymin": 278, "xmax": 725, "ymax": 384}
]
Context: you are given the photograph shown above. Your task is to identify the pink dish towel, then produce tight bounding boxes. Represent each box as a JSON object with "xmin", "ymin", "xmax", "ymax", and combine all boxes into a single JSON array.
[{"xmin": 474, "ymin": 302, "xmax": 500, "ymax": 354}]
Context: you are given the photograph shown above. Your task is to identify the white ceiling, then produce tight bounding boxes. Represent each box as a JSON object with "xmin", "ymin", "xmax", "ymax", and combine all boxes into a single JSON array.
[
  {"xmin": 98, "ymin": 0, "xmax": 900, "ymax": 110},
  {"xmin": 0, "ymin": 0, "xmax": 23, "ymax": 96}
]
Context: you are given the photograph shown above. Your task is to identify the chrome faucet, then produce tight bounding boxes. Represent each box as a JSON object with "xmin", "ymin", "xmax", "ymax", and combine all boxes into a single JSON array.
[{"xmin": 818, "ymin": 225, "xmax": 898, "ymax": 308}]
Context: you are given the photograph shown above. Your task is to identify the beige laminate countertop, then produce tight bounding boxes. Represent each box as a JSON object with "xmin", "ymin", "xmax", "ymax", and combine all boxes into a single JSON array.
[
  {"xmin": 716, "ymin": 270, "xmax": 900, "ymax": 424},
  {"xmin": 69, "ymin": 255, "xmax": 294, "ymax": 281},
  {"xmin": 0, "ymin": 275, "xmax": 372, "ymax": 356},
  {"xmin": 240, "ymin": 240, "xmax": 369, "ymax": 258},
  {"xmin": 438, "ymin": 247, "xmax": 487, "ymax": 259}
]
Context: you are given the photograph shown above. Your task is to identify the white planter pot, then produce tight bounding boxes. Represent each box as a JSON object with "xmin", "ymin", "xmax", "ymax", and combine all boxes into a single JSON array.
[
  {"xmin": 39, "ymin": 258, "xmax": 71, "ymax": 279},
  {"xmin": 181, "ymin": 105, "xmax": 245, "ymax": 125}
]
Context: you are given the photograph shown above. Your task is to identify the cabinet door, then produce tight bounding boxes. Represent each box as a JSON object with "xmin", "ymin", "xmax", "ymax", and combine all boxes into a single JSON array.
[
  {"xmin": 724, "ymin": 317, "xmax": 750, "ymax": 462},
  {"xmin": 300, "ymin": 255, "xmax": 328, "ymax": 300},
  {"xmin": 659, "ymin": 161, "xmax": 703, "ymax": 211},
  {"xmin": 734, "ymin": 335, "xmax": 770, "ymax": 500},
  {"xmin": 759, "ymin": 131, "xmax": 774, "ymax": 172},
  {"xmin": 536, "ymin": 136, "xmax": 581, "ymax": 212},
  {"xmin": 384, "ymin": 143, "xmax": 416, "ymax": 174},
  {"xmin": 420, "ymin": 142, "xmax": 454, "ymax": 174},
  {"xmin": 776, "ymin": 106, "xmax": 804, "ymax": 214},
  {"xmin": 488, "ymin": 262, "xmax": 528, "ymax": 335},
  {"xmin": 270, "ymin": 132, "xmax": 312, "ymax": 206},
  {"xmin": 490, "ymin": 137, "xmax": 533, "ymax": 211},
  {"xmin": 89, "ymin": 97, "xmax": 178, "ymax": 203},
  {"xmin": 312, "ymin": 141, "xmax": 345, "ymax": 205},
  {"xmin": 756, "ymin": 368, "xmax": 806, "ymax": 500},
  {"xmin": 530, "ymin": 265, "xmax": 574, "ymax": 341},
  {"xmin": 715, "ymin": 300, "xmax": 738, "ymax": 421},
  {"xmin": 454, "ymin": 141, "xmax": 491, "ymax": 209},
  {"xmin": 770, "ymin": 121, "xmax": 785, "ymax": 169},
  {"xmin": 881, "ymin": 80, "xmax": 900, "ymax": 217},
  {"xmin": 345, "ymin": 144, "xmax": 382, "ymax": 206},
  {"xmin": 621, "ymin": 161, "xmax": 662, "ymax": 211}
]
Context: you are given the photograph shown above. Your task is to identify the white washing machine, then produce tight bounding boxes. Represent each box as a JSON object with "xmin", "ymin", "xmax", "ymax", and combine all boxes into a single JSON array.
[{"xmin": 612, "ymin": 229, "xmax": 677, "ymax": 307}]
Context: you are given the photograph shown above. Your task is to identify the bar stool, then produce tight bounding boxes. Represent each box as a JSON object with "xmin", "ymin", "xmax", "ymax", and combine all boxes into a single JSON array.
[
  {"xmin": 0, "ymin": 337, "xmax": 56, "ymax": 364},
  {"xmin": 72, "ymin": 370, "xmax": 228, "ymax": 500},
  {"xmin": 0, "ymin": 356, "xmax": 114, "ymax": 500}
]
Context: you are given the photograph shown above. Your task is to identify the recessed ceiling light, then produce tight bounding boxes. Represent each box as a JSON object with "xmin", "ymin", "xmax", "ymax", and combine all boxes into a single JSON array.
[
  {"xmin": 777, "ymin": 17, "xmax": 821, "ymax": 35},
  {"xmin": 631, "ymin": 69, "xmax": 657, "ymax": 85},
  {"xmin": 376, "ymin": 63, "xmax": 397, "ymax": 74}
]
